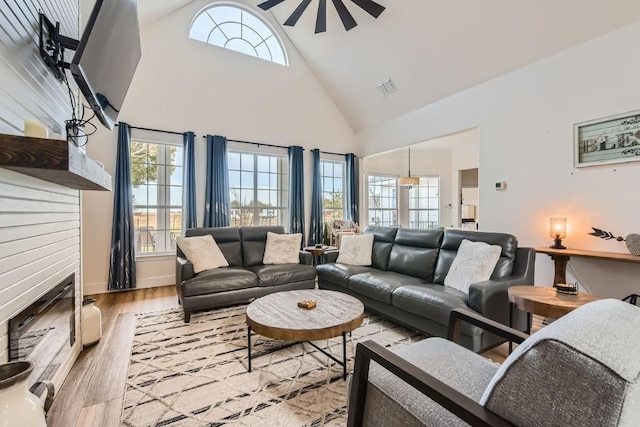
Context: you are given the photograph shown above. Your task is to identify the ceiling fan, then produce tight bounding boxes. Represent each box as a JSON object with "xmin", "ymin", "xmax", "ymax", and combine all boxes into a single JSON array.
[{"xmin": 258, "ymin": 0, "xmax": 385, "ymax": 33}]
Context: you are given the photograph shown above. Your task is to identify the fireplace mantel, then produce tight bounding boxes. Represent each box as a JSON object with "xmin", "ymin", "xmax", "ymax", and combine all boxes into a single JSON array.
[{"xmin": 0, "ymin": 133, "xmax": 111, "ymax": 191}]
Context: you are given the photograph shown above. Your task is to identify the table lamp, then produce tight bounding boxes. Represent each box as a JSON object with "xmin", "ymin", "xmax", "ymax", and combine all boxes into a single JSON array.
[{"xmin": 550, "ymin": 217, "xmax": 567, "ymax": 249}]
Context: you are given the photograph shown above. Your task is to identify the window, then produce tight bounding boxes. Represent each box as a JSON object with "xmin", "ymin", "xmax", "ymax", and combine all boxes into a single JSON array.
[
  {"xmin": 409, "ymin": 177, "xmax": 440, "ymax": 229},
  {"xmin": 321, "ymin": 160, "xmax": 345, "ymax": 223},
  {"xmin": 367, "ymin": 175, "xmax": 397, "ymax": 227},
  {"xmin": 189, "ymin": 4, "xmax": 288, "ymax": 66},
  {"xmin": 131, "ymin": 141, "xmax": 183, "ymax": 255},
  {"xmin": 228, "ymin": 151, "xmax": 288, "ymax": 227}
]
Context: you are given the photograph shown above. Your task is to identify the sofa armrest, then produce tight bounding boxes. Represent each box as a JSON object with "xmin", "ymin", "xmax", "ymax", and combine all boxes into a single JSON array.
[
  {"xmin": 347, "ymin": 340, "xmax": 513, "ymax": 427},
  {"xmin": 176, "ymin": 256, "xmax": 195, "ymax": 285},
  {"xmin": 468, "ymin": 247, "xmax": 535, "ymax": 324},
  {"xmin": 299, "ymin": 250, "xmax": 313, "ymax": 265},
  {"xmin": 324, "ymin": 251, "xmax": 340, "ymax": 263}
]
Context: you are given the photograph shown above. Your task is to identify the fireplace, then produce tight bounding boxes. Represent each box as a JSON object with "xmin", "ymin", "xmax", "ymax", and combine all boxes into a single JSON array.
[{"xmin": 8, "ymin": 273, "xmax": 76, "ymax": 385}]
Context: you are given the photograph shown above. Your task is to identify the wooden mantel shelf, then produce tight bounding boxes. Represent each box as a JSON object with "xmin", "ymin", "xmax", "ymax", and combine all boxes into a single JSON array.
[{"xmin": 0, "ymin": 133, "xmax": 111, "ymax": 191}]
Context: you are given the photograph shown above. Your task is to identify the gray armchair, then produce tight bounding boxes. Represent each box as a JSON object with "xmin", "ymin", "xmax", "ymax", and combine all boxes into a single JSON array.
[{"xmin": 348, "ymin": 299, "xmax": 640, "ymax": 426}]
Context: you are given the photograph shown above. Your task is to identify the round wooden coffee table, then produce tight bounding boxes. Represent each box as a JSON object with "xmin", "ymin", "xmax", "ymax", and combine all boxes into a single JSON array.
[{"xmin": 246, "ymin": 289, "xmax": 364, "ymax": 380}]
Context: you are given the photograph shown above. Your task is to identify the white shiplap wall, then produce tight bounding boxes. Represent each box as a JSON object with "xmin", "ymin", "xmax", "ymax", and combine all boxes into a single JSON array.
[
  {"xmin": 0, "ymin": 0, "xmax": 82, "ymax": 384},
  {"xmin": 0, "ymin": 0, "xmax": 76, "ymax": 135}
]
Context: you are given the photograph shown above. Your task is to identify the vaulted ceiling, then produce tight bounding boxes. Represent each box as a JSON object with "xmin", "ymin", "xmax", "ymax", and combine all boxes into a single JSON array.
[{"xmin": 137, "ymin": 0, "xmax": 640, "ymax": 133}]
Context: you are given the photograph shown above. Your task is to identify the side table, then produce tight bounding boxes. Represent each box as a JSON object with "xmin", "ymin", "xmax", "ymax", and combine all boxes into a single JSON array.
[
  {"xmin": 507, "ymin": 285, "xmax": 601, "ymax": 352},
  {"xmin": 303, "ymin": 245, "xmax": 337, "ymax": 266}
]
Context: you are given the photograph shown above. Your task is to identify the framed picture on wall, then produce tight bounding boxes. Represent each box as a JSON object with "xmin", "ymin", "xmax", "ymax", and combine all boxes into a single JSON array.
[{"xmin": 574, "ymin": 109, "xmax": 640, "ymax": 167}]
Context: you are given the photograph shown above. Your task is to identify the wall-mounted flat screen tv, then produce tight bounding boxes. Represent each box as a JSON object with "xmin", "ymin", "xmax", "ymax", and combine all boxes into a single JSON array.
[{"xmin": 70, "ymin": 0, "xmax": 141, "ymax": 130}]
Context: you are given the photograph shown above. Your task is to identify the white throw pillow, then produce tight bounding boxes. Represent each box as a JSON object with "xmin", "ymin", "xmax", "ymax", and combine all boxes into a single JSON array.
[
  {"xmin": 263, "ymin": 232, "xmax": 302, "ymax": 264},
  {"xmin": 336, "ymin": 234, "xmax": 374, "ymax": 266},
  {"xmin": 176, "ymin": 235, "xmax": 229, "ymax": 274},
  {"xmin": 444, "ymin": 239, "xmax": 502, "ymax": 294}
]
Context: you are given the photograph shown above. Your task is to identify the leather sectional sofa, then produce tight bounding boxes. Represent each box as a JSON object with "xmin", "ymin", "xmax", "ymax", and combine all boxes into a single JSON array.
[
  {"xmin": 176, "ymin": 225, "xmax": 316, "ymax": 322},
  {"xmin": 316, "ymin": 227, "xmax": 535, "ymax": 352}
]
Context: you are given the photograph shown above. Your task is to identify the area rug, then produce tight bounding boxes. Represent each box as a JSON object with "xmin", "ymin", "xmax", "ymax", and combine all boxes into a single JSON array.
[{"xmin": 121, "ymin": 305, "xmax": 424, "ymax": 426}]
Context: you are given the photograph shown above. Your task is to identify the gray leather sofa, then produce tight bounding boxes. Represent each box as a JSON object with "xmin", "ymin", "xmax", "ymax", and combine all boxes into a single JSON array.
[
  {"xmin": 316, "ymin": 227, "xmax": 535, "ymax": 352},
  {"xmin": 176, "ymin": 225, "xmax": 316, "ymax": 322}
]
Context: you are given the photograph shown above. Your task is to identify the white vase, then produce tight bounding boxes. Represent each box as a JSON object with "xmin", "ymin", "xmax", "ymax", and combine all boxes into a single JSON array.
[
  {"xmin": 81, "ymin": 298, "xmax": 102, "ymax": 347},
  {"xmin": 0, "ymin": 361, "xmax": 54, "ymax": 427}
]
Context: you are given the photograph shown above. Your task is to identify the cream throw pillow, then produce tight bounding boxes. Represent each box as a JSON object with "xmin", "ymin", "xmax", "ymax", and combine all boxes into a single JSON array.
[
  {"xmin": 336, "ymin": 234, "xmax": 374, "ymax": 266},
  {"xmin": 176, "ymin": 235, "xmax": 229, "ymax": 274},
  {"xmin": 262, "ymin": 232, "xmax": 302, "ymax": 264},
  {"xmin": 444, "ymin": 239, "xmax": 502, "ymax": 294}
]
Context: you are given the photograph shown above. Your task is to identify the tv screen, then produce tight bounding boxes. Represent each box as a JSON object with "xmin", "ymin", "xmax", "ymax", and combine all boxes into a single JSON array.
[{"xmin": 70, "ymin": 0, "xmax": 141, "ymax": 130}]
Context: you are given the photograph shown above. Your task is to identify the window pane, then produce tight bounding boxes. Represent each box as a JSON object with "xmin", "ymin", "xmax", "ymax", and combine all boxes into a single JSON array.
[
  {"xmin": 228, "ymin": 152, "xmax": 241, "ymax": 170},
  {"xmin": 190, "ymin": 5, "xmax": 287, "ymax": 66},
  {"xmin": 227, "ymin": 152, "xmax": 288, "ymax": 228},
  {"xmin": 130, "ymin": 140, "xmax": 183, "ymax": 255}
]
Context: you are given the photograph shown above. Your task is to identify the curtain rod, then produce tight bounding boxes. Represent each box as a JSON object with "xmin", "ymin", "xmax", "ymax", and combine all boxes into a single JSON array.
[
  {"xmin": 319, "ymin": 150, "xmax": 349, "ymax": 157},
  {"xmin": 204, "ymin": 136, "xmax": 304, "ymax": 151},
  {"xmin": 115, "ymin": 123, "xmax": 184, "ymax": 136}
]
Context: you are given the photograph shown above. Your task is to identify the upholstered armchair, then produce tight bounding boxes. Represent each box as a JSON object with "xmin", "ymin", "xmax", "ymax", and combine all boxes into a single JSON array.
[
  {"xmin": 348, "ymin": 299, "xmax": 640, "ymax": 426},
  {"xmin": 325, "ymin": 220, "xmax": 361, "ymax": 248}
]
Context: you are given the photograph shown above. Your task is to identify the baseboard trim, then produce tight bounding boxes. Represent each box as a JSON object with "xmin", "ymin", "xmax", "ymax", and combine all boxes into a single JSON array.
[{"xmin": 83, "ymin": 275, "xmax": 175, "ymax": 295}]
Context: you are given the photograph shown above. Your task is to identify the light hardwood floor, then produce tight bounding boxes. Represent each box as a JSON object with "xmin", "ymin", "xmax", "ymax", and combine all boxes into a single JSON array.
[
  {"xmin": 48, "ymin": 286, "xmax": 179, "ymax": 427},
  {"xmin": 47, "ymin": 286, "xmax": 541, "ymax": 426}
]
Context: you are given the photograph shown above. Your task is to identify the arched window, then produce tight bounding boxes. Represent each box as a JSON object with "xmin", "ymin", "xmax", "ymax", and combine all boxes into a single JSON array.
[{"xmin": 189, "ymin": 3, "xmax": 288, "ymax": 66}]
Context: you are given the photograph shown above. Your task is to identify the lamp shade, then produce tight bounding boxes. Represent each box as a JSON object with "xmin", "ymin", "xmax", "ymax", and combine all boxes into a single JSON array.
[
  {"xmin": 399, "ymin": 176, "xmax": 420, "ymax": 187},
  {"xmin": 550, "ymin": 217, "xmax": 567, "ymax": 239}
]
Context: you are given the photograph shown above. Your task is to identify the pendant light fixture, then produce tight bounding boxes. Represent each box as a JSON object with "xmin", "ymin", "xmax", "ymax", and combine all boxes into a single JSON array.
[{"xmin": 399, "ymin": 146, "xmax": 419, "ymax": 189}]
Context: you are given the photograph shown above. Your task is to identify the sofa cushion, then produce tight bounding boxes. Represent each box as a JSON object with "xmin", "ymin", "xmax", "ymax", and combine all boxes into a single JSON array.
[
  {"xmin": 349, "ymin": 271, "xmax": 427, "ymax": 304},
  {"xmin": 262, "ymin": 232, "xmax": 302, "ymax": 264},
  {"xmin": 336, "ymin": 234, "xmax": 374, "ymax": 265},
  {"xmin": 316, "ymin": 263, "xmax": 378, "ymax": 287},
  {"xmin": 364, "ymin": 337, "xmax": 499, "ymax": 427},
  {"xmin": 248, "ymin": 263, "xmax": 316, "ymax": 287},
  {"xmin": 444, "ymin": 239, "xmax": 502, "ymax": 293},
  {"xmin": 387, "ymin": 229, "xmax": 442, "ymax": 281},
  {"xmin": 392, "ymin": 284, "xmax": 478, "ymax": 333},
  {"xmin": 433, "ymin": 230, "xmax": 517, "ymax": 285},
  {"xmin": 185, "ymin": 227, "xmax": 243, "ymax": 267},
  {"xmin": 176, "ymin": 235, "xmax": 229, "ymax": 273},
  {"xmin": 364, "ymin": 226, "xmax": 398, "ymax": 271},
  {"xmin": 240, "ymin": 226, "xmax": 285, "ymax": 267},
  {"xmin": 181, "ymin": 267, "xmax": 257, "ymax": 297}
]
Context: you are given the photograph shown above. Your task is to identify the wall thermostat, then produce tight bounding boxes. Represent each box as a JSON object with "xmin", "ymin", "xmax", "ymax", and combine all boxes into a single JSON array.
[{"xmin": 495, "ymin": 181, "xmax": 507, "ymax": 190}]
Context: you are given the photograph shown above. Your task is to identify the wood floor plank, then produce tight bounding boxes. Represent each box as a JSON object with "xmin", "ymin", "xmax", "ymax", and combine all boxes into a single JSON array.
[
  {"xmin": 76, "ymin": 398, "xmax": 123, "ymax": 427},
  {"xmin": 46, "ymin": 354, "xmax": 95, "ymax": 427},
  {"xmin": 82, "ymin": 312, "xmax": 136, "ymax": 406}
]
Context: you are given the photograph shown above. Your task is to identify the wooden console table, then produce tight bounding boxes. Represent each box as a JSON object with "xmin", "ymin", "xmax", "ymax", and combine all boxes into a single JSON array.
[{"xmin": 535, "ymin": 247, "xmax": 640, "ymax": 304}]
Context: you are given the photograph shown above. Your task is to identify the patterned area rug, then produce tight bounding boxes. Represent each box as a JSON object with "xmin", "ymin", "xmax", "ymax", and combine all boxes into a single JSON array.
[{"xmin": 121, "ymin": 305, "xmax": 424, "ymax": 426}]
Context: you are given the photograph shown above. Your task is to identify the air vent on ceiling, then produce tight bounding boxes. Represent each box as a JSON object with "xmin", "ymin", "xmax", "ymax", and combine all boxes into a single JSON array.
[{"xmin": 376, "ymin": 78, "xmax": 397, "ymax": 97}]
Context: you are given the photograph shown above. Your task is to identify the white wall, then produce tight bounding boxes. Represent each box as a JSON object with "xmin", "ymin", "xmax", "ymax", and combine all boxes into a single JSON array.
[
  {"xmin": 356, "ymin": 22, "xmax": 640, "ymax": 298},
  {"xmin": 82, "ymin": 0, "xmax": 356, "ymax": 293}
]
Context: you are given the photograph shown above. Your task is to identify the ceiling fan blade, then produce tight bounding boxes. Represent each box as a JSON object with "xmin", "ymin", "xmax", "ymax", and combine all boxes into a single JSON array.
[
  {"xmin": 331, "ymin": 0, "xmax": 357, "ymax": 31},
  {"xmin": 315, "ymin": 0, "xmax": 327, "ymax": 33},
  {"xmin": 351, "ymin": 0, "xmax": 385, "ymax": 18},
  {"xmin": 284, "ymin": 0, "xmax": 313, "ymax": 26},
  {"xmin": 257, "ymin": 0, "xmax": 286, "ymax": 11}
]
